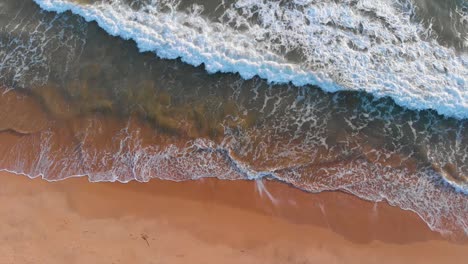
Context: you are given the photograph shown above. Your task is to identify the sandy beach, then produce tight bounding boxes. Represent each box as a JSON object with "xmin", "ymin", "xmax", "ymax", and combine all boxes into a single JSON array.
[
  {"xmin": 1, "ymin": 0, "xmax": 468, "ymax": 263},
  {"xmin": 0, "ymin": 88, "xmax": 466, "ymax": 263},
  {"xmin": 0, "ymin": 171, "xmax": 466, "ymax": 264}
]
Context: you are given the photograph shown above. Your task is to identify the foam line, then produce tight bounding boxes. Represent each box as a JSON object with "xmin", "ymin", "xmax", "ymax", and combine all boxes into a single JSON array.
[{"xmin": 33, "ymin": 0, "xmax": 468, "ymax": 119}]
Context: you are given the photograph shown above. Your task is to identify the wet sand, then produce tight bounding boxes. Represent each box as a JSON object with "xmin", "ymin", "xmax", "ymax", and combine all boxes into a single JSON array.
[
  {"xmin": 0, "ymin": 171, "xmax": 466, "ymax": 264},
  {"xmin": 1, "ymin": 1, "xmax": 467, "ymax": 262},
  {"xmin": 0, "ymin": 85, "xmax": 467, "ymax": 263}
]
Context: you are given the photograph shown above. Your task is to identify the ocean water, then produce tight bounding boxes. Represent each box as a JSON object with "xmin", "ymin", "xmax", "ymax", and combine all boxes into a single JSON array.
[{"xmin": 0, "ymin": 0, "xmax": 467, "ymax": 236}]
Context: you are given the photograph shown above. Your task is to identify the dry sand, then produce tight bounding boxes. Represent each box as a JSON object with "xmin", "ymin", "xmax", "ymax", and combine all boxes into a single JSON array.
[{"xmin": 0, "ymin": 171, "xmax": 466, "ymax": 264}]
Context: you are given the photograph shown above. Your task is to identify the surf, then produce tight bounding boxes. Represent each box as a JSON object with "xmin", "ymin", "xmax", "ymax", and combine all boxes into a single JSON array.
[{"xmin": 33, "ymin": 0, "xmax": 468, "ymax": 119}]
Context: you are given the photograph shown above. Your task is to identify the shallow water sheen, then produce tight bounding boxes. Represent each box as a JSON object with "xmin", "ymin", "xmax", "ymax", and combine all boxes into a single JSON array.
[{"xmin": 0, "ymin": 0, "xmax": 467, "ymax": 236}]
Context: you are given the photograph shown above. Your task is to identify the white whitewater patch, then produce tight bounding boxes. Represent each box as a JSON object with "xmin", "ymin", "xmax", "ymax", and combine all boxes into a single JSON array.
[
  {"xmin": 33, "ymin": 0, "xmax": 468, "ymax": 119},
  {"xmin": 1, "ymin": 126, "xmax": 467, "ymax": 236}
]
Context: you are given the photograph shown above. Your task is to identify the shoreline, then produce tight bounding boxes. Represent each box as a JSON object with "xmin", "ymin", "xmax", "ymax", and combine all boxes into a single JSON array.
[
  {"xmin": 0, "ymin": 171, "xmax": 466, "ymax": 263},
  {"xmin": 1, "ymin": 1, "xmax": 467, "ymax": 262}
]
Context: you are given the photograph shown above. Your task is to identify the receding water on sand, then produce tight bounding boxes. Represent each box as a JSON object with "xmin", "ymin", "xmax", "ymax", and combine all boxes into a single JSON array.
[{"xmin": 0, "ymin": 0, "xmax": 467, "ymax": 238}]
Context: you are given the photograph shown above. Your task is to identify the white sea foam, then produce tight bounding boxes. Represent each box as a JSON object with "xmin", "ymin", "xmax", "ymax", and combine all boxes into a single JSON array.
[
  {"xmin": 2, "ymin": 0, "xmax": 467, "ymax": 237},
  {"xmin": 0, "ymin": 0, "xmax": 86, "ymax": 89},
  {"xmin": 1, "ymin": 120, "xmax": 467, "ymax": 235},
  {"xmin": 32, "ymin": 0, "xmax": 468, "ymax": 119}
]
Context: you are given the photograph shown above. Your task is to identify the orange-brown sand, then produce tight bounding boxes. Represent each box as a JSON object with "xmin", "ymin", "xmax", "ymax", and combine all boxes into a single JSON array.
[{"xmin": 0, "ymin": 171, "xmax": 466, "ymax": 264}]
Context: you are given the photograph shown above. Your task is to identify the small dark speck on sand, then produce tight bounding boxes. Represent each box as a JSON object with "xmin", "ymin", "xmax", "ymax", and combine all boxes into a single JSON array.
[{"xmin": 141, "ymin": 233, "xmax": 150, "ymax": 247}]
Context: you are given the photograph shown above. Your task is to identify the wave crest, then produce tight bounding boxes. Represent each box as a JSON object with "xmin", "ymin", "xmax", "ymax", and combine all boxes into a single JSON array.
[{"xmin": 33, "ymin": 0, "xmax": 468, "ymax": 119}]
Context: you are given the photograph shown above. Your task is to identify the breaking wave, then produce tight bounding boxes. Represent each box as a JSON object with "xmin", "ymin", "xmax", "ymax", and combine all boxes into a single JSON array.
[
  {"xmin": 1, "ymin": 0, "xmax": 467, "ymax": 238},
  {"xmin": 33, "ymin": 0, "xmax": 468, "ymax": 119}
]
